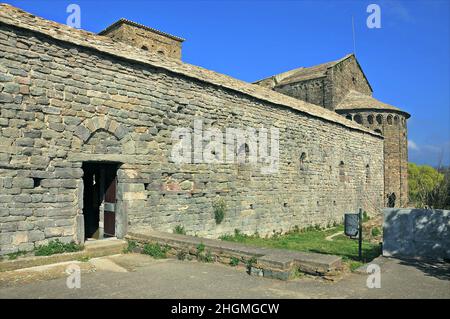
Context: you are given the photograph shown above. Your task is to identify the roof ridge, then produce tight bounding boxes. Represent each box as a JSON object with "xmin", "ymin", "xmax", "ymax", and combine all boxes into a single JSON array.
[
  {"xmin": 254, "ymin": 53, "xmax": 354, "ymax": 85},
  {"xmin": 336, "ymin": 90, "xmax": 410, "ymax": 117},
  {"xmin": 98, "ymin": 17, "xmax": 185, "ymax": 42},
  {"xmin": 0, "ymin": 3, "xmax": 382, "ymax": 136}
]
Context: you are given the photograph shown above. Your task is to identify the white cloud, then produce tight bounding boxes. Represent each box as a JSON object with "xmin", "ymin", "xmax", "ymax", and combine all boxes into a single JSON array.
[{"xmin": 408, "ymin": 140, "xmax": 419, "ymax": 151}]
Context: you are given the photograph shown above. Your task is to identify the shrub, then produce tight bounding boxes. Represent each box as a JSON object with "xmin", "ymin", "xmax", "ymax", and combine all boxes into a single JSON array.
[
  {"xmin": 196, "ymin": 242, "xmax": 205, "ymax": 254},
  {"xmin": 177, "ymin": 250, "xmax": 187, "ymax": 261},
  {"xmin": 7, "ymin": 250, "xmax": 27, "ymax": 260},
  {"xmin": 363, "ymin": 211, "xmax": 370, "ymax": 222},
  {"xmin": 371, "ymin": 227, "xmax": 381, "ymax": 237},
  {"xmin": 230, "ymin": 257, "xmax": 240, "ymax": 267},
  {"xmin": 246, "ymin": 257, "xmax": 257, "ymax": 270},
  {"xmin": 174, "ymin": 225, "xmax": 186, "ymax": 235},
  {"xmin": 142, "ymin": 243, "xmax": 169, "ymax": 259},
  {"xmin": 198, "ymin": 250, "xmax": 214, "ymax": 263},
  {"xmin": 213, "ymin": 198, "xmax": 226, "ymax": 224},
  {"xmin": 123, "ymin": 240, "xmax": 138, "ymax": 253},
  {"xmin": 195, "ymin": 242, "xmax": 213, "ymax": 262},
  {"xmin": 35, "ymin": 239, "xmax": 83, "ymax": 256}
]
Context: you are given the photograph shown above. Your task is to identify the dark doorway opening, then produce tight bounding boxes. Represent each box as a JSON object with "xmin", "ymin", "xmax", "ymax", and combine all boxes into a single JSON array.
[{"xmin": 82, "ymin": 162, "xmax": 120, "ymax": 240}]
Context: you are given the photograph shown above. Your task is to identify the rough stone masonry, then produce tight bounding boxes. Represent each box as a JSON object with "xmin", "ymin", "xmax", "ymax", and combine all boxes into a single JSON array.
[{"xmin": 0, "ymin": 4, "xmax": 406, "ymax": 255}]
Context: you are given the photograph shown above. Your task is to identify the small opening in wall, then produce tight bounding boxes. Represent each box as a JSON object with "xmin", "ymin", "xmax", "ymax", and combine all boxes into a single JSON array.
[
  {"xmin": 368, "ymin": 114, "xmax": 374, "ymax": 125},
  {"xmin": 346, "ymin": 114, "xmax": 352, "ymax": 121},
  {"xmin": 250, "ymin": 204, "xmax": 254, "ymax": 209},
  {"xmin": 339, "ymin": 161, "xmax": 345, "ymax": 182},
  {"xmin": 141, "ymin": 45, "xmax": 149, "ymax": 51},
  {"xmin": 387, "ymin": 115, "xmax": 393, "ymax": 125},
  {"xmin": 300, "ymin": 152, "xmax": 306, "ymax": 171},
  {"xmin": 144, "ymin": 183, "xmax": 149, "ymax": 190},
  {"xmin": 333, "ymin": 200, "xmax": 336, "ymax": 206},
  {"xmin": 33, "ymin": 178, "xmax": 43, "ymax": 188},
  {"xmin": 394, "ymin": 115, "xmax": 399, "ymax": 124},
  {"xmin": 283, "ymin": 203, "xmax": 288, "ymax": 207},
  {"xmin": 376, "ymin": 114, "xmax": 383, "ymax": 125},
  {"xmin": 354, "ymin": 114, "xmax": 362, "ymax": 124}
]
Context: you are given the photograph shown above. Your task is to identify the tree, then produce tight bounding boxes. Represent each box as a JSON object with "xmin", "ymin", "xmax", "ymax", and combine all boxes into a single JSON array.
[{"xmin": 408, "ymin": 163, "xmax": 447, "ymax": 208}]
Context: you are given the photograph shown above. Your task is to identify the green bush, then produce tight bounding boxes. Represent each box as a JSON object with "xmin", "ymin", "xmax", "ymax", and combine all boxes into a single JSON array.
[
  {"xmin": 7, "ymin": 250, "xmax": 27, "ymax": 260},
  {"xmin": 371, "ymin": 227, "xmax": 381, "ymax": 237},
  {"xmin": 176, "ymin": 250, "xmax": 187, "ymax": 261},
  {"xmin": 229, "ymin": 257, "xmax": 240, "ymax": 267},
  {"xmin": 174, "ymin": 225, "xmax": 186, "ymax": 235},
  {"xmin": 142, "ymin": 243, "xmax": 169, "ymax": 259},
  {"xmin": 363, "ymin": 211, "xmax": 370, "ymax": 222},
  {"xmin": 409, "ymin": 163, "xmax": 448, "ymax": 208},
  {"xmin": 35, "ymin": 239, "xmax": 83, "ymax": 256},
  {"xmin": 196, "ymin": 242, "xmax": 205, "ymax": 254},
  {"xmin": 198, "ymin": 250, "xmax": 214, "ymax": 263},
  {"xmin": 123, "ymin": 240, "xmax": 138, "ymax": 253},
  {"xmin": 195, "ymin": 242, "xmax": 213, "ymax": 262},
  {"xmin": 213, "ymin": 198, "xmax": 226, "ymax": 224},
  {"xmin": 246, "ymin": 256, "xmax": 257, "ymax": 270}
]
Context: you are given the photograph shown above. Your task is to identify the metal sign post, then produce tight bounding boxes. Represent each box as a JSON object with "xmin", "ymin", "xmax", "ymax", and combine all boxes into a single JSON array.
[
  {"xmin": 344, "ymin": 208, "xmax": 363, "ymax": 261},
  {"xmin": 358, "ymin": 207, "xmax": 362, "ymax": 261}
]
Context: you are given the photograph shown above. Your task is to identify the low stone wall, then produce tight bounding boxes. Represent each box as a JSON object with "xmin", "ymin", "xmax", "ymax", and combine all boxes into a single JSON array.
[
  {"xmin": 126, "ymin": 229, "xmax": 342, "ymax": 280},
  {"xmin": 383, "ymin": 208, "xmax": 450, "ymax": 259}
]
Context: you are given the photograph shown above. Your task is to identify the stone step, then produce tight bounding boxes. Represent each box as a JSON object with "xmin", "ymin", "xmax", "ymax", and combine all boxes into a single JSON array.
[
  {"xmin": 0, "ymin": 239, "xmax": 127, "ymax": 272},
  {"xmin": 126, "ymin": 229, "xmax": 342, "ymax": 280}
]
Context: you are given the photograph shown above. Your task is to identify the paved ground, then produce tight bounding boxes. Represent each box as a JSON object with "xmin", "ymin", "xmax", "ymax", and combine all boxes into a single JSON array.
[{"xmin": 0, "ymin": 254, "xmax": 448, "ymax": 299}]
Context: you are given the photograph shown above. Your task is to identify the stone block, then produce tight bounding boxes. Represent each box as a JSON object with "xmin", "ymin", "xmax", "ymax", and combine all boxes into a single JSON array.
[{"xmin": 12, "ymin": 177, "xmax": 34, "ymax": 189}]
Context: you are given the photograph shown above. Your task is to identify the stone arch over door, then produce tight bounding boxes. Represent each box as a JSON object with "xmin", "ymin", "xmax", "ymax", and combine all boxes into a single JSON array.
[
  {"xmin": 74, "ymin": 116, "xmax": 130, "ymax": 143},
  {"xmin": 72, "ymin": 116, "xmax": 130, "ymax": 243}
]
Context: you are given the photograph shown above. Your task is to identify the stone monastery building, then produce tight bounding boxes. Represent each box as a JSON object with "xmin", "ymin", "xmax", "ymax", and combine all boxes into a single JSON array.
[{"xmin": 0, "ymin": 4, "xmax": 409, "ymax": 254}]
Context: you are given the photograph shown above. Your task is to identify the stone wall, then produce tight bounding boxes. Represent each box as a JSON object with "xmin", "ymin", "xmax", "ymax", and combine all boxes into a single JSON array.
[
  {"xmin": 100, "ymin": 22, "xmax": 183, "ymax": 60},
  {"xmin": 383, "ymin": 208, "xmax": 450, "ymax": 259},
  {"xmin": 328, "ymin": 56, "xmax": 372, "ymax": 109},
  {"xmin": 0, "ymin": 22, "xmax": 384, "ymax": 255},
  {"xmin": 337, "ymin": 110, "xmax": 408, "ymax": 207},
  {"xmin": 275, "ymin": 78, "xmax": 326, "ymax": 110},
  {"xmin": 258, "ymin": 55, "xmax": 372, "ymax": 112}
]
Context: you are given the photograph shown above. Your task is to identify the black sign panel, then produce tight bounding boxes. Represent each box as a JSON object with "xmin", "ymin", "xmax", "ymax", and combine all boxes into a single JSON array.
[{"xmin": 344, "ymin": 213, "xmax": 360, "ymax": 237}]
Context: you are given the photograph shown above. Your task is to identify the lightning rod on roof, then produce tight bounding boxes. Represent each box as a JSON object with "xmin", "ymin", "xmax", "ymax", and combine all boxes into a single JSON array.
[{"xmin": 352, "ymin": 15, "xmax": 356, "ymax": 56}]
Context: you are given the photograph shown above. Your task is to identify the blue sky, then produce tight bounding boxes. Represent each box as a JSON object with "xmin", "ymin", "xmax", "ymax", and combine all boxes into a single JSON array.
[{"xmin": 4, "ymin": 0, "xmax": 450, "ymax": 167}]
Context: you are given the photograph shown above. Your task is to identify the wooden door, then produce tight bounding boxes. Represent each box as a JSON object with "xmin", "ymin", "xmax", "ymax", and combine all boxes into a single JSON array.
[{"xmin": 104, "ymin": 174, "xmax": 117, "ymax": 237}]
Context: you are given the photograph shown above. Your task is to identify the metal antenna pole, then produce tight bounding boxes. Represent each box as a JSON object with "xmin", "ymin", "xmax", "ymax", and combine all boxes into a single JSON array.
[{"xmin": 352, "ymin": 15, "xmax": 356, "ymax": 55}]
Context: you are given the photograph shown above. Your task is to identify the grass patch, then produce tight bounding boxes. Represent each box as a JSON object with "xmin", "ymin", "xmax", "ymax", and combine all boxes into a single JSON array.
[
  {"xmin": 142, "ymin": 243, "xmax": 170, "ymax": 259},
  {"xmin": 371, "ymin": 227, "xmax": 381, "ymax": 237},
  {"xmin": 229, "ymin": 257, "xmax": 240, "ymax": 267},
  {"xmin": 7, "ymin": 250, "xmax": 28, "ymax": 260},
  {"xmin": 34, "ymin": 240, "xmax": 83, "ymax": 256},
  {"xmin": 213, "ymin": 198, "xmax": 226, "ymax": 224},
  {"xmin": 76, "ymin": 256, "xmax": 90, "ymax": 262},
  {"xmin": 123, "ymin": 240, "xmax": 138, "ymax": 254},
  {"xmin": 221, "ymin": 225, "xmax": 381, "ymax": 270},
  {"xmin": 173, "ymin": 225, "xmax": 186, "ymax": 235},
  {"xmin": 196, "ymin": 242, "xmax": 214, "ymax": 262}
]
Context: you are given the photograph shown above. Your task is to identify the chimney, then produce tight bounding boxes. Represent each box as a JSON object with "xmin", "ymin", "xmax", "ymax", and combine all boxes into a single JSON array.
[{"xmin": 99, "ymin": 18, "xmax": 184, "ymax": 60}]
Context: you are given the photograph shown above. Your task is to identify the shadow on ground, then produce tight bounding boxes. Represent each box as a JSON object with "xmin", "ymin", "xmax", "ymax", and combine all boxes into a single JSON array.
[{"xmin": 397, "ymin": 257, "xmax": 450, "ymax": 281}]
